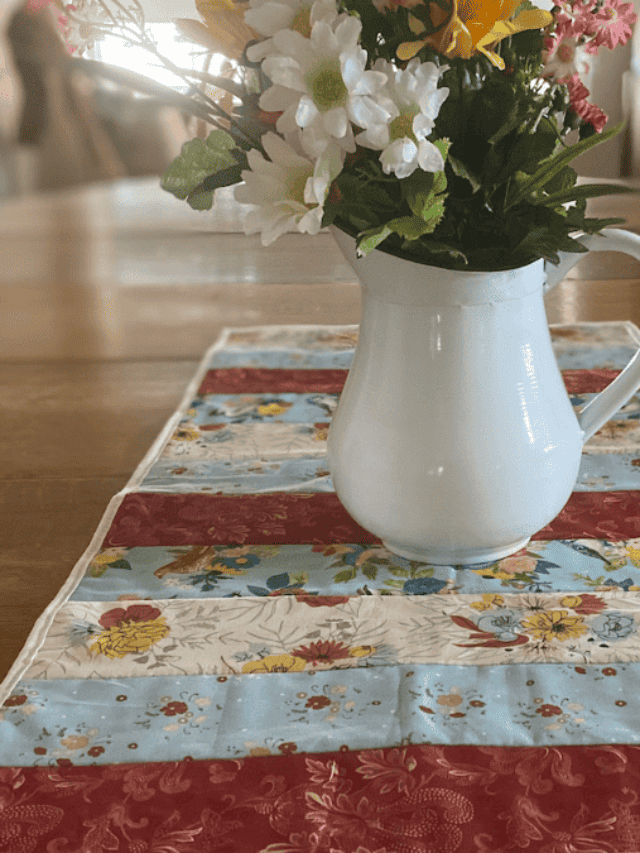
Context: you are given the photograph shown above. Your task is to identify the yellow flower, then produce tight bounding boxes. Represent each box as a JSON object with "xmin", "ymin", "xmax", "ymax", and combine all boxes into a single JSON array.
[
  {"xmin": 249, "ymin": 746, "xmax": 272, "ymax": 756},
  {"xmin": 520, "ymin": 610, "xmax": 588, "ymax": 643},
  {"xmin": 195, "ymin": 0, "xmax": 260, "ymax": 62},
  {"xmin": 242, "ymin": 654, "xmax": 306, "ymax": 674},
  {"xmin": 60, "ymin": 735, "xmax": 89, "ymax": 750},
  {"xmin": 470, "ymin": 593, "xmax": 505, "ymax": 611},
  {"xmin": 172, "ymin": 424, "xmax": 200, "ymax": 442},
  {"xmin": 349, "ymin": 645, "xmax": 376, "ymax": 657},
  {"xmin": 560, "ymin": 596, "xmax": 582, "ymax": 609},
  {"xmin": 89, "ymin": 618, "xmax": 170, "ymax": 659},
  {"xmin": 398, "ymin": 0, "xmax": 553, "ymax": 69},
  {"xmin": 437, "ymin": 692, "xmax": 463, "ymax": 707},
  {"xmin": 257, "ymin": 402, "xmax": 290, "ymax": 416},
  {"xmin": 625, "ymin": 545, "xmax": 640, "ymax": 567},
  {"xmin": 210, "ymin": 561, "xmax": 247, "ymax": 576}
]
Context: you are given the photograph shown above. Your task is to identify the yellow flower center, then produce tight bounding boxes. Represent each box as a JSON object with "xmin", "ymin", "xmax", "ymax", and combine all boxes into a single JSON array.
[
  {"xmin": 389, "ymin": 109, "xmax": 417, "ymax": 142},
  {"xmin": 291, "ymin": 6, "xmax": 313, "ymax": 37},
  {"xmin": 288, "ymin": 169, "xmax": 313, "ymax": 207},
  {"xmin": 306, "ymin": 60, "xmax": 348, "ymax": 112}
]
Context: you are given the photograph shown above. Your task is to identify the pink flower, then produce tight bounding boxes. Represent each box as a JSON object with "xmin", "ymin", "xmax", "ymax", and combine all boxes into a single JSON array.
[
  {"xmin": 573, "ymin": 98, "xmax": 608, "ymax": 132},
  {"xmin": 160, "ymin": 701, "xmax": 188, "ymax": 717},
  {"xmin": 98, "ymin": 605, "xmax": 162, "ymax": 629},
  {"xmin": 573, "ymin": 593, "xmax": 607, "ymax": 615},
  {"xmin": 564, "ymin": 73, "xmax": 608, "ymax": 133},
  {"xmin": 587, "ymin": 0, "xmax": 637, "ymax": 51},
  {"xmin": 536, "ymin": 703, "xmax": 562, "ymax": 717}
]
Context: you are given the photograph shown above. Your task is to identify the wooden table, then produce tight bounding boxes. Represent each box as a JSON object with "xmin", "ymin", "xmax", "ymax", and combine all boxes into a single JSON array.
[{"xmin": 1, "ymin": 175, "xmax": 639, "ymax": 683}]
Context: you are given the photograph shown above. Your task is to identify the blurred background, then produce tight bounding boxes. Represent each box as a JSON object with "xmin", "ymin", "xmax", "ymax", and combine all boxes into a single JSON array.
[
  {"xmin": 0, "ymin": 0, "xmax": 238, "ymax": 198},
  {"xmin": 1, "ymin": 0, "xmax": 639, "ymax": 201}
]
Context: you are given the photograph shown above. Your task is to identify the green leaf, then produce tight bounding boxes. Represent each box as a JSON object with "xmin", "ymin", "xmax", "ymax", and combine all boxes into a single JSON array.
[
  {"xmin": 505, "ymin": 120, "xmax": 627, "ymax": 209},
  {"xmin": 448, "ymin": 155, "xmax": 481, "ymax": 192},
  {"xmin": 161, "ymin": 130, "xmax": 239, "ymax": 204},
  {"xmin": 362, "ymin": 563, "xmax": 378, "ymax": 581},
  {"xmin": 333, "ymin": 568, "xmax": 357, "ymax": 584},
  {"xmin": 515, "ymin": 227, "xmax": 588, "ymax": 264},
  {"xmin": 413, "ymin": 567, "xmax": 435, "ymax": 578},
  {"xmin": 388, "ymin": 567, "xmax": 410, "ymax": 578},
  {"xmin": 404, "ymin": 171, "xmax": 436, "ymax": 217},
  {"xmin": 580, "ymin": 216, "xmax": 627, "ymax": 232},
  {"xmin": 108, "ymin": 559, "xmax": 132, "ymax": 570},
  {"xmin": 392, "ymin": 214, "xmax": 441, "ymax": 239},
  {"xmin": 356, "ymin": 224, "xmax": 394, "ymax": 256},
  {"xmin": 383, "ymin": 579, "xmax": 407, "ymax": 589},
  {"xmin": 534, "ymin": 182, "xmax": 640, "ymax": 208},
  {"xmin": 186, "ymin": 163, "xmax": 246, "ymax": 210}
]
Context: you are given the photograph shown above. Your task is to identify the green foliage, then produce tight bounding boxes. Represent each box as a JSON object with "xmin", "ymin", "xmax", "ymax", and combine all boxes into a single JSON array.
[
  {"xmin": 161, "ymin": 130, "xmax": 245, "ymax": 211},
  {"xmin": 321, "ymin": 25, "xmax": 639, "ymax": 271}
]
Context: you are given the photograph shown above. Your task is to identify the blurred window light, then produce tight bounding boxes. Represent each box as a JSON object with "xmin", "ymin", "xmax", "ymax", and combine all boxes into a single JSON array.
[{"xmin": 92, "ymin": 23, "xmax": 227, "ymax": 92}]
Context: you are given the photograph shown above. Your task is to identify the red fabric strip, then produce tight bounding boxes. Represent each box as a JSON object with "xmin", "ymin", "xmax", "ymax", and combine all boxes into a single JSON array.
[
  {"xmin": 4, "ymin": 743, "xmax": 640, "ymax": 851},
  {"xmin": 103, "ymin": 492, "xmax": 378, "ymax": 547},
  {"xmin": 562, "ymin": 368, "xmax": 621, "ymax": 393},
  {"xmin": 103, "ymin": 490, "xmax": 640, "ymax": 547},
  {"xmin": 197, "ymin": 368, "xmax": 620, "ymax": 396},
  {"xmin": 198, "ymin": 368, "xmax": 349, "ymax": 394}
]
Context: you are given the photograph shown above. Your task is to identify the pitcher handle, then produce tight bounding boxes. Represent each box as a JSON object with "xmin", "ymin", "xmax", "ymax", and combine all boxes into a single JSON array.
[
  {"xmin": 544, "ymin": 228, "xmax": 640, "ymax": 443},
  {"xmin": 544, "ymin": 228, "xmax": 640, "ymax": 292}
]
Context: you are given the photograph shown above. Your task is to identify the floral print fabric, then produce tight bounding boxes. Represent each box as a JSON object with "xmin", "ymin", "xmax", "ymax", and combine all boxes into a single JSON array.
[
  {"xmin": 3, "ymin": 663, "xmax": 640, "ymax": 766},
  {"xmin": 5, "ymin": 745, "xmax": 640, "ymax": 852},
  {"xmin": 72, "ymin": 538, "xmax": 640, "ymax": 600},
  {"xmin": 19, "ymin": 590, "xmax": 640, "ymax": 682},
  {"xmin": 4, "ymin": 321, "xmax": 640, "ymax": 851}
]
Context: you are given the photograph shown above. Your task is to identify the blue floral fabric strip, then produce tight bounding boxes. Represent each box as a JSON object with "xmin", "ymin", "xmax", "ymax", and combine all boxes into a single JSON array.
[
  {"xmin": 138, "ymin": 457, "xmax": 333, "ymax": 494},
  {"xmin": 140, "ymin": 455, "xmax": 640, "ymax": 493},
  {"xmin": 2, "ymin": 662, "xmax": 637, "ymax": 766},
  {"xmin": 71, "ymin": 538, "xmax": 640, "ymax": 601},
  {"xmin": 211, "ymin": 349, "xmax": 356, "ymax": 369}
]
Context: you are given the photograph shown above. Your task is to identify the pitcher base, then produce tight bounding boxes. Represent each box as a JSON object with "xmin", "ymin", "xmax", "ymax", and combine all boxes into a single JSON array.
[{"xmin": 382, "ymin": 536, "xmax": 532, "ymax": 566}]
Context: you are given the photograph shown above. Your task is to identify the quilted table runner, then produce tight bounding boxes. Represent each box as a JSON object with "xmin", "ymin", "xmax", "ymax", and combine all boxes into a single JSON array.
[{"xmin": 4, "ymin": 321, "xmax": 640, "ymax": 852}]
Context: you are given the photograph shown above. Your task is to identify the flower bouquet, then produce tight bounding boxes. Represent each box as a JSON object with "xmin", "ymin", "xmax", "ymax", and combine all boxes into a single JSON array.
[
  {"xmin": 48, "ymin": 0, "xmax": 638, "ymax": 269},
  {"xmin": 155, "ymin": 0, "xmax": 638, "ymax": 270}
]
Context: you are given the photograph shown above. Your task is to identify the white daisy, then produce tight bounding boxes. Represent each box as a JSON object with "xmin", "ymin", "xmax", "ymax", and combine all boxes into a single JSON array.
[
  {"xmin": 258, "ymin": 16, "xmax": 390, "ymax": 157},
  {"xmin": 541, "ymin": 37, "xmax": 590, "ymax": 81},
  {"xmin": 356, "ymin": 58, "xmax": 449, "ymax": 178},
  {"xmin": 245, "ymin": 0, "xmax": 341, "ymax": 62},
  {"xmin": 234, "ymin": 131, "xmax": 343, "ymax": 244},
  {"xmin": 57, "ymin": 0, "xmax": 112, "ymax": 55}
]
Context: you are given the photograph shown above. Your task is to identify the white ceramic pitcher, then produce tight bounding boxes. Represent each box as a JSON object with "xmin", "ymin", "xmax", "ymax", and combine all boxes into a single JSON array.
[{"xmin": 328, "ymin": 226, "xmax": 640, "ymax": 566}]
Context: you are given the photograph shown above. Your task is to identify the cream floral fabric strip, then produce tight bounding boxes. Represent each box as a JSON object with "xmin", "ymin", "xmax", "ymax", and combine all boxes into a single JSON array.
[
  {"xmin": 22, "ymin": 591, "xmax": 640, "ymax": 681},
  {"xmin": 162, "ymin": 422, "xmax": 329, "ymax": 461}
]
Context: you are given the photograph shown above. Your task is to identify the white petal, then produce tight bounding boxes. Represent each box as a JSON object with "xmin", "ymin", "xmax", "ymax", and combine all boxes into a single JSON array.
[
  {"xmin": 340, "ymin": 46, "xmax": 367, "ymax": 89},
  {"xmin": 348, "ymin": 96, "xmax": 390, "ymax": 129},
  {"xmin": 321, "ymin": 107, "xmax": 348, "ymax": 138},
  {"xmin": 296, "ymin": 95, "xmax": 320, "ymax": 128},
  {"xmin": 262, "ymin": 131, "xmax": 310, "ymax": 169},
  {"xmin": 297, "ymin": 207, "xmax": 324, "ymax": 234},
  {"xmin": 259, "ymin": 83, "xmax": 299, "ymax": 111},
  {"xmin": 275, "ymin": 107, "xmax": 300, "ymax": 134},
  {"xmin": 310, "ymin": 20, "xmax": 339, "ymax": 54},
  {"xmin": 262, "ymin": 56, "xmax": 306, "ymax": 92},
  {"xmin": 333, "ymin": 15, "xmax": 361, "ymax": 49},
  {"xmin": 417, "ymin": 140, "xmax": 445, "ymax": 172},
  {"xmin": 272, "ymin": 26, "xmax": 310, "ymax": 57},
  {"xmin": 245, "ymin": 2, "xmax": 297, "ymax": 35}
]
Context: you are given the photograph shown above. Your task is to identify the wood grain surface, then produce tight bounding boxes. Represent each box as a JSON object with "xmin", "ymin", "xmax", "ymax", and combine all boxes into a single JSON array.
[{"xmin": 1, "ymin": 176, "xmax": 639, "ymax": 683}]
